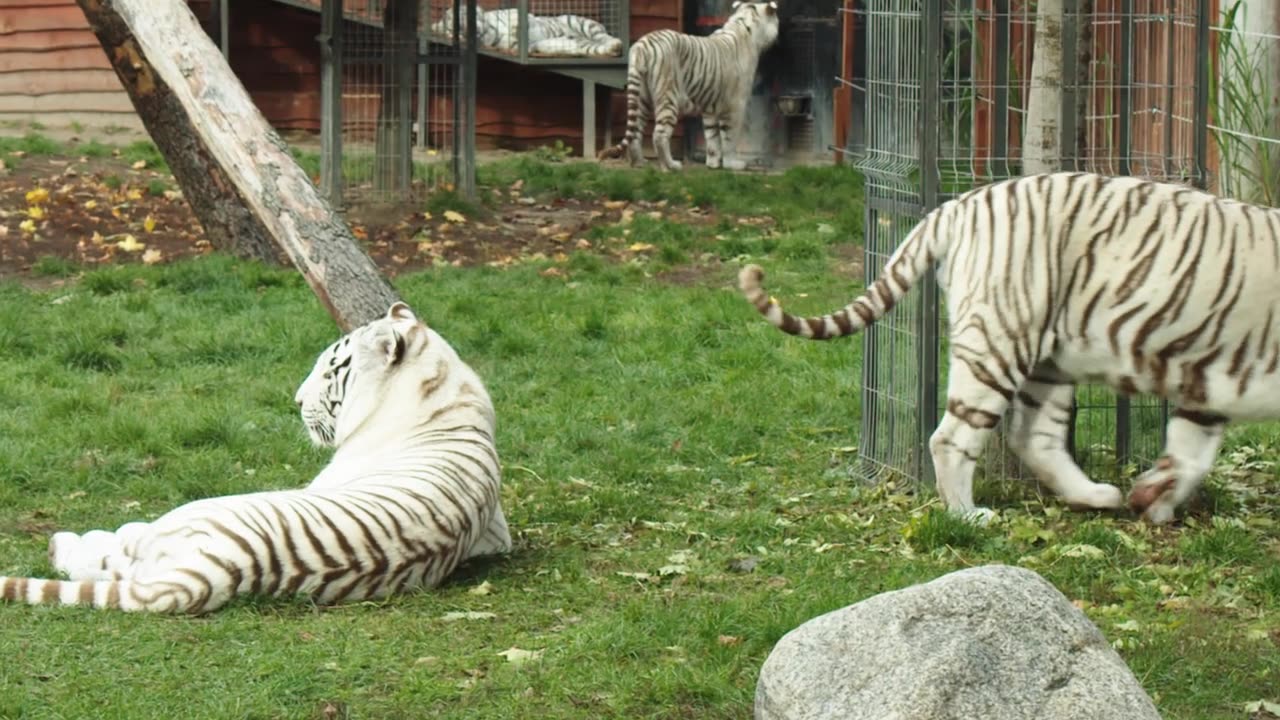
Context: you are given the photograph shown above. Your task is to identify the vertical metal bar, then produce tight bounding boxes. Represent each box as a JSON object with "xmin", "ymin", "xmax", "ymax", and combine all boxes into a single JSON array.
[
  {"xmin": 1117, "ymin": 0, "xmax": 1133, "ymax": 177},
  {"xmin": 517, "ymin": 0, "xmax": 530, "ymax": 64},
  {"xmin": 918, "ymin": 0, "xmax": 943, "ymax": 484},
  {"xmin": 1192, "ymin": 0, "xmax": 1210, "ymax": 188},
  {"xmin": 1115, "ymin": 0, "xmax": 1133, "ymax": 465},
  {"xmin": 619, "ymin": 0, "xmax": 630, "ymax": 58},
  {"xmin": 992, "ymin": 0, "xmax": 1010, "ymax": 178},
  {"xmin": 396, "ymin": 0, "xmax": 418, "ymax": 191},
  {"xmin": 220, "ymin": 0, "xmax": 230, "ymax": 60},
  {"xmin": 417, "ymin": 35, "xmax": 428, "ymax": 151},
  {"xmin": 1162, "ymin": 10, "xmax": 1175, "ymax": 177},
  {"xmin": 461, "ymin": 0, "xmax": 478, "ymax": 198},
  {"xmin": 582, "ymin": 80, "xmax": 597, "ymax": 158},
  {"xmin": 451, "ymin": 0, "xmax": 463, "ymax": 186},
  {"xmin": 1059, "ymin": 0, "xmax": 1078, "ymax": 171},
  {"xmin": 319, "ymin": 0, "xmax": 344, "ymax": 210}
]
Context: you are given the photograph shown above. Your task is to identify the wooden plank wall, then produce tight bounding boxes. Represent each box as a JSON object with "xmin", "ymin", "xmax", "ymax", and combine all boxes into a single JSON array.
[
  {"xmin": 0, "ymin": 0, "xmax": 143, "ymax": 132},
  {"xmin": 972, "ymin": 0, "xmax": 1216, "ymax": 180},
  {"xmin": 0, "ymin": 0, "xmax": 681, "ymax": 152}
]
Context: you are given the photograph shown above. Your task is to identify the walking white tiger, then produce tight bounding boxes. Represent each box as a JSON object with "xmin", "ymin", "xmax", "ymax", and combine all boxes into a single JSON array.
[
  {"xmin": 739, "ymin": 171, "xmax": 1280, "ymax": 526},
  {"xmin": 596, "ymin": 1, "xmax": 779, "ymax": 171},
  {"xmin": 0, "ymin": 302, "xmax": 511, "ymax": 614}
]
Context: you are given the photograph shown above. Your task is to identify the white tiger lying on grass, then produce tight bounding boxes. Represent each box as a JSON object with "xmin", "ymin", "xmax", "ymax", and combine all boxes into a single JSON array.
[
  {"xmin": 740, "ymin": 171, "xmax": 1280, "ymax": 526},
  {"xmin": 430, "ymin": 8, "xmax": 624, "ymax": 58},
  {"xmin": 0, "ymin": 302, "xmax": 511, "ymax": 614},
  {"xmin": 597, "ymin": 0, "xmax": 779, "ymax": 172}
]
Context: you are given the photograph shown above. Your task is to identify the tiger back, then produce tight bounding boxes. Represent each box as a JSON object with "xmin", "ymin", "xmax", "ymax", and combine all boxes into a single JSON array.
[
  {"xmin": 739, "ymin": 172, "xmax": 1280, "ymax": 526},
  {"xmin": 1, "ymin": 301, "xmax": 510, "ymax": 614}
]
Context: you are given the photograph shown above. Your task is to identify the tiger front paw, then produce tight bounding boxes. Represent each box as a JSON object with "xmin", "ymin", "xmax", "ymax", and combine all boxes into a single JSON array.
[{"xmin": 48, "ymin": 532, "xmax": 80, "ymax": 575}]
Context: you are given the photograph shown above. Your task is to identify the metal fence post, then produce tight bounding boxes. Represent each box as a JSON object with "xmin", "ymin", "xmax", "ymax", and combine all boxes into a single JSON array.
[
  {"xmin": 917, "ymin": 0, "xmax": 943, "ymax": 484},
  {"xmin": 1114, "ymin": 0, "xmax": 1134, "ymax": 465},
  {"xmin": 319, "ymin": 0, "xmax": 345, "ymax": 210}
]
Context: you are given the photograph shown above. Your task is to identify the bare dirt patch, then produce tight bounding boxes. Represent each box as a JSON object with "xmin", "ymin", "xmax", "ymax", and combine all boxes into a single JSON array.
[{"xmin": 0, "ymin": 154, "xmax": 733, "ymax": 286}]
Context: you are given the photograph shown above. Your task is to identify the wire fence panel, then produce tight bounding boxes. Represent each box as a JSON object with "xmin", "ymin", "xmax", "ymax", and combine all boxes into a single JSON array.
[
  {"xmin": 306, "ymin": 0, "xmax": 475, "ymax": 208},
  {"xmin": 339, "ymin": 0, "xmax": 468, "ymax": 205},
  {"xmin": 851, "ymin": 3, "xmax": 932, "ymax": 486},
  {"xmin": 838, "ymin": 0, "xmax": 1276, "ymax": 495}
]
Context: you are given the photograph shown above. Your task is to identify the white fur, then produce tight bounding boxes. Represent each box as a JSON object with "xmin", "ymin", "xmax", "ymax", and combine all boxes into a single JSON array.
[{"xmin": 4, "ymin": 302, "xmax": 511, "ymax": 614}]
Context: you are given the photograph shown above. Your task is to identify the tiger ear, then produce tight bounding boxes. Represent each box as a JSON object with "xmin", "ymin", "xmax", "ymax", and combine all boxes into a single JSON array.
[
  {"xmin": 377, "ymin": 328, "xmax": 407, "ymax": 367},
  {"xmin": 766, "ymin": 1, "xmax": 777, "ymax": 13},
  {"xmin": 387, "ymin": 301, "xmax": 416, "ymax": 323},
  {"xmin": 731, "ymin": 1, "xmax": 742, "ymax": 8}
]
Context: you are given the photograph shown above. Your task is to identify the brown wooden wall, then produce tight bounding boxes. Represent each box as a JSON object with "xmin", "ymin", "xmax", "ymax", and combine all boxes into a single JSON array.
[
  {"xmin": 972, "ymin": 0, "xmax": 1218, "ymax": 181},
  {"xmin": 3, "ymin": 0, "xmax": 680, "ymax": 152},
  {"xmin": 0, "ymin": 0, "xmax": 143, "ymax": 131}
]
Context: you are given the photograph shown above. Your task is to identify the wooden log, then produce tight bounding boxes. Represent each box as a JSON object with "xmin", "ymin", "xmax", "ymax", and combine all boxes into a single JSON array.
[{"xmin": 75, "ymin": 0, "xmax": 400, "ymax": 331}]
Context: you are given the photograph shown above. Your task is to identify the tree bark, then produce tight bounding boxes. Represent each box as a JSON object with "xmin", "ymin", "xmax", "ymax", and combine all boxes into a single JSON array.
[
  {"xmin": 1022, "ymin": 0, "xmax": 1065, "ymax": 175},
  {"xmin": 76, "ymin": 0, "xmax": 401, "ymax": 332}
]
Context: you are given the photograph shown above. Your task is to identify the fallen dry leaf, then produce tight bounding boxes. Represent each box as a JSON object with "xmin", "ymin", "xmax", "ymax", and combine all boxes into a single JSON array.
[
  {"xmin": 27, "ymin": 206, "xmax": 45, "ymax": 221},
  {"xmin": 84, "ymin": 199, "xmax": 98, "ymax": 210},
  {"xmin": 439, "ymin": 611, "xmax": 496, "ymax": 622},
  {"xmin": 717, "ymin": 635, "xmax": 743, "ymax": 646},
  {"xmin": 116, "ymin": 235, "xmax": 145, "ymax": 253},
  {"xmin": 143, "ymin": 215, "xmax": 157, "ymax": 233},
  {"xmin": 131, "ymin": 160, "xmax": 147, "ymax": 170},
  {"xmin": 496, "ymin": 647, "xmax": 544, "ymax": 666},
  {"xmin": 443, "ymin": 210, "xmax": 466, "ymax": 224},
  {"xmin": 125, "ymin": 188, "xmax": 143, "ymax": 201},
  {"xmin": 25, "ymin": 187, "xmax": 49, "ymax": 205},
  {"xmin": 19, "ymin": 219, "xmax": 36, "ymax": 235},
  {"xmin": 141, "ymin": 248, "xmax": 164, "ymax": 265},
  {"xmin": 468, "ymin": 581, "xmax": 494, "ymax": 596},
  {"xmin": 628, "ymin": 242, "xmax": 655, "ymax": 253}
]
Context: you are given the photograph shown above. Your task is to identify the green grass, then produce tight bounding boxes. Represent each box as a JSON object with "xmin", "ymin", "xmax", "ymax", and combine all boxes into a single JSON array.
[{"xmin": 0, "ymin": 161, "xmax": 1277, "ymax": 720}]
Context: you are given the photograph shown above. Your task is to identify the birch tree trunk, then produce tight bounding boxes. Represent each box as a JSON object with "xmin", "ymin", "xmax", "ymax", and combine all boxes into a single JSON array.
[
  {"xmin": 1022, "ymin": 0, "xmax": 1065, "ymax": 174},
  {"xmin": 76, "ymin": 0, "xmax": 401, "ymax": 331}
]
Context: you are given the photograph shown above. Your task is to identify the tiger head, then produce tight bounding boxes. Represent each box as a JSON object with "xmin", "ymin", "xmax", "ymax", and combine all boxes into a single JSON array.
[
  {"xmin": 726, "ymin": 1, "xmax": 780, "ymax": 50},
  {"xmin": 295, "ymin": 301, "xmax": 451, "ymax": 448}
]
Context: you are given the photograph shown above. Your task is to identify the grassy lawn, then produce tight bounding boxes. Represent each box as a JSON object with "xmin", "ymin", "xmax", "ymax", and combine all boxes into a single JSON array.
[{"xmin": 0, "ymin": 156, "xmax": 1277, "ymax": 719}]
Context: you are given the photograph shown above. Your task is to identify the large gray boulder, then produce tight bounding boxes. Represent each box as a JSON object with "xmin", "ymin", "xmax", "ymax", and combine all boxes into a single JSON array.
[{"xmin": 755, "ymin": 564, "xmax": 1161, "ymax": 720}]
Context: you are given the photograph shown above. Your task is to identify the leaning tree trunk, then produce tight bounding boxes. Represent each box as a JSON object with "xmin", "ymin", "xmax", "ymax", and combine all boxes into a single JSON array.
[
  {"xmin": 76, "ymin": 0, "xmax": 401, "ymax": 332},
  {"xmin": 1022, "ymin": 0, "xmax": 1065, "ymax": 175}
]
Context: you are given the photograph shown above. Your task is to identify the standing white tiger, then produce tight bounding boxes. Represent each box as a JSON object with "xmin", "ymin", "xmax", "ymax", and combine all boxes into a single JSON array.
[
  {"xmin": 597, "ymin": 1, "xmax": 779, "ymax": 171},
  {"xmin": 739, "ymin": 172, "xmax": 1280, "ymax": 526},
  {"xmin": 0, "ymin": 302, "xmax": 511, "ymax": 614}
]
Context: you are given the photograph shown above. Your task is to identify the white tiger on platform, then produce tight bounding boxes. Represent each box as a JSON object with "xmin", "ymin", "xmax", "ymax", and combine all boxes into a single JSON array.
[
  {"xmin": 431, "ymin": 8, "xmax": 624, "ymax": 58},
  {"xmin": 740, "ymin": 172, "xmax": 1280, "ymax": 526},
  {"xmin": 0, "ymin": 302, "xmax": 511, "ymax": 614}
]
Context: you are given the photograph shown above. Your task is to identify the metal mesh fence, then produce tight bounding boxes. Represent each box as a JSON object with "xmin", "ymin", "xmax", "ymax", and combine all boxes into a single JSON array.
[
  {"xmin": 839, "ymin": 0, "xmax": 1253, "ymax": 493},
  {"xmin": 1209, "ymin": 1, "xmax": 1280, "ymax": 206},
  {"xmin": 312, "ymin": 0, "xmax": 475, "ymax": 208},
  {"xmin": 425, "ymin": 0, "xmax": 628, "ymax": 63}
]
